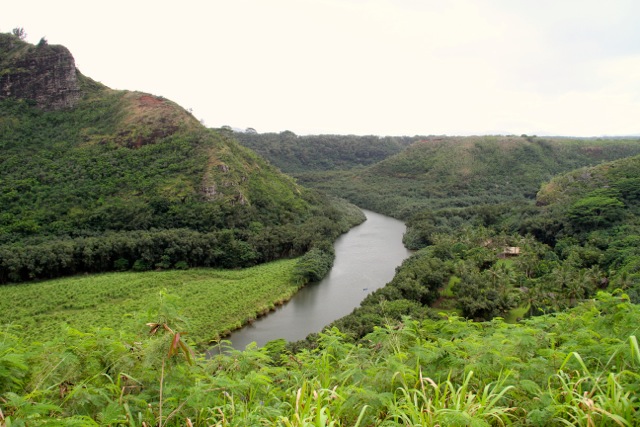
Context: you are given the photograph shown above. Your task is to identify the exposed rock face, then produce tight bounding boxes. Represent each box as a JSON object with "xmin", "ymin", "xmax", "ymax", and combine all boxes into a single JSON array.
[{"xmin": 0, "ymin": 34, "xmax": 81, "ymax": 110}]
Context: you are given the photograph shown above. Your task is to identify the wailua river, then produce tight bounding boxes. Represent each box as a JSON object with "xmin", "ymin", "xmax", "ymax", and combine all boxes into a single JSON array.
[{"xmin": 226, "ymin": 209, "xmax": 412, "ymax": 349}]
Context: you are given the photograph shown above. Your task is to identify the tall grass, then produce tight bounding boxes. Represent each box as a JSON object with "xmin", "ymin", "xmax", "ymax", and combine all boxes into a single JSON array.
[
  {"xmin": 533, "ymin": 344, "xmax": 639, "ymax": 426},
  {"xmin": 382, "ymin": 370, "xmax": 516, "ymax": 426}
]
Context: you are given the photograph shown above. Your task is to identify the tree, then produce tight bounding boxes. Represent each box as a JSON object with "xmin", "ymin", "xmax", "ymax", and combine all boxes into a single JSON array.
[
  {"xmin": 12, "ymin": 27, "xmax": 26, "ymax": 40},
  {"xmin": 568, "ymin": 195, "xmax": 624, "ymax": 230},
  {"xmin": 453, "ymin": 260, "xmax": 520, "ymax": 321},
  {"xmin": 292, "ymin": 248, "xmax": 333, "ymax": 284}
]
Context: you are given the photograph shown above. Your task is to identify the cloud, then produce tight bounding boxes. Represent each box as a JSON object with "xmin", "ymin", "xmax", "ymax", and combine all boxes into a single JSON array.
[{"xmin": 2, "ymin": 0, "xmax": 639, "ymax": 136}]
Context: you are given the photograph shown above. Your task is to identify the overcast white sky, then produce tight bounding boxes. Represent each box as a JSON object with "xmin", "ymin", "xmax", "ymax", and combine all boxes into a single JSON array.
[{"xmin": 2, "ymin": 0, "xmax": 640, "ymax": 136}]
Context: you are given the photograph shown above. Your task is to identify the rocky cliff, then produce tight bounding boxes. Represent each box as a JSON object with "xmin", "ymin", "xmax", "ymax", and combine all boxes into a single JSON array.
[{"xmin": 0, "ymin": 33, "xmax": 81, "ymax": 110}]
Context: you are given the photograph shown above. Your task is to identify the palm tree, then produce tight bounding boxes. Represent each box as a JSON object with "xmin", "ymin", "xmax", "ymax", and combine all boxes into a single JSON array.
[{"xmin": 551, "ymin": 263, "xmax": 578, "ymax": 308}]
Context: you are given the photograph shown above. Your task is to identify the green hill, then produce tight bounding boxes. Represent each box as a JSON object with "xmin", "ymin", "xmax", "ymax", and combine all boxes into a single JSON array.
[
  {"xmin": 0, "ymin": 32, "xmax": 363, "ymax": 283},
  {"xmin": 524, "ymin": 152, "xmax": 640, "ymax": 246},
  {"xmin": 298, "ymin": 135, "xmax": 640, "ymax": 218},
  {"xmin": 524, "ymin": 155, "xmax": 640, "ymax": 300},
  {"xmin": 536, "ymin": 153, "xmax": 640, "ymax": 214},
  {"xmin": 323, "ymin": 151, "xmax": 640, "ymax": 344},
  {"xmin": 232, "ymin": 130, "xmax": 416, "ymax": 173}
]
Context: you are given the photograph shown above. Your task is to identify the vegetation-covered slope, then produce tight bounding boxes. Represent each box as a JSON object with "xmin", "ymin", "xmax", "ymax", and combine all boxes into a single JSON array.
[
  {"xmin": 0, "ymin": 32, "xmax": 364, "ymax": 283},
  {"xmin": 0, "ymin": 91, "xmax": 312, "ymax": 241},
  {"xmin": 298, "ymin": 135, "xmax": 640, "ymax": 219},
  {"xmin": 528, "ymin": 154, "xmax": 640, "ymax": 300},
  {"xmin": 323, "ymin": 153, "xmax": 640, "ymax": 346},
  {"xmin": 232, "ymin": 130, "xmax": 416, "ymax": 173},
  {"xmin": 536, "ymin": 154, "xmax": 640, "ymax": 227}
]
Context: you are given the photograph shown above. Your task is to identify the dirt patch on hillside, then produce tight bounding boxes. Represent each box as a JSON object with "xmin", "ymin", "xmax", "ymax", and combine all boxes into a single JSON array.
[{"xmin": 116, "ymin": 92, "xmax": 199, "ymax": 148}]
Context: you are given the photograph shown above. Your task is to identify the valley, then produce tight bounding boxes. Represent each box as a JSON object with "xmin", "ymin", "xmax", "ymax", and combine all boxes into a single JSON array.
[{"xmin": 2, "ymin": 30, "xmax": 640, "ymax": 425}]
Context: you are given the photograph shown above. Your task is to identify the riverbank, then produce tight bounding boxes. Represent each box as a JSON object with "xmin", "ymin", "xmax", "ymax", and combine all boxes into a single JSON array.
[
  {"xmin": 227, "ymin": 210, "xmax": 412, "ymax": 349},
  {"xmin": 2, "ymin": 206, "xmax": 403, "ymax": 354}
]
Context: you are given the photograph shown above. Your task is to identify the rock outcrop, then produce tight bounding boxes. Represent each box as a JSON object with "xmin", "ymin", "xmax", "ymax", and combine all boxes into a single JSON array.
[{"xmin": 0, "ymin": 33, "xmax": 81, "ymax": 110}]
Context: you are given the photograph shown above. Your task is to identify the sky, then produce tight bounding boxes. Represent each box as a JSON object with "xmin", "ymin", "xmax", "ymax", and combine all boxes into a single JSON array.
[{"xmin": 2, "ymin": 0, "xmax": 640, "ymax": 137}]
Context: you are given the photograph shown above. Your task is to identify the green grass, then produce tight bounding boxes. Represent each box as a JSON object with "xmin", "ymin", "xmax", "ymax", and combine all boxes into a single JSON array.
[
  {"xmin": 0, "ymin": 259, "xmax": 300, "ymax": 347},
  {"xmin": 496, "ymin": 258, "xmax": 515, "ymax": 268}
]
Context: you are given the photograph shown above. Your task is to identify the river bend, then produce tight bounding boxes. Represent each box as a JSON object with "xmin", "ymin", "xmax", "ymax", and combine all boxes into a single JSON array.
[{"xmin": 227, "ymin": 209, "xmax": 412, "ymax": 349}]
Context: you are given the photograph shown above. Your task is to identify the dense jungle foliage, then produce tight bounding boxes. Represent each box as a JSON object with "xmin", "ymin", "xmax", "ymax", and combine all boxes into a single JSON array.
[
  {"xmin": 232, "ymin": 130, "xmax": 416, "ymax": 173},
  {"xmin": 530, "ymin": 154, "xmax": 640, "ymax": 298},
  {"xmin": 0, "ymin": 87, "xmax": 364, "ymax": 283},
  {"xmin": 1, "ymin": 292, "xmax": 639, "ymax": 425}
]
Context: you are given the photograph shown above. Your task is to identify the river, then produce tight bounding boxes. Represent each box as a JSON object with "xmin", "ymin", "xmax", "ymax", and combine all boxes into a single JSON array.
[{"xmin": 226, "ymin": 209, "xmax": 412, "ymax": 349}]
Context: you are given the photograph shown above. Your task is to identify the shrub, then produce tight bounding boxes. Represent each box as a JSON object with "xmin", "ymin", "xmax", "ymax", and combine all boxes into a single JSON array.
[
  {"xmin": 174, "ymin": 260, "xmax": 189, "ymax": 270},
  {"xmin": 113, "ymin": 258, "xmax": 129, "ymax": 271},
  {"xmin": 132, "ymin": 259, "xmax": 151, "ymax": 271},
  {"xmin": 292, "ymin": 248, "xmax": 334, "ymax": 284}
]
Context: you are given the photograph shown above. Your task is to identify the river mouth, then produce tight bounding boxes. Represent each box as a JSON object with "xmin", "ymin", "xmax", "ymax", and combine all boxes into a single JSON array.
[{"xmin": 224, "ymin": 209, "xmax": 412, "ymax": 350}]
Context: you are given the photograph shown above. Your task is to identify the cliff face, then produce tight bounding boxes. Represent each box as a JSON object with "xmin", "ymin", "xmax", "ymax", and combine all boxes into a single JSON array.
[{"xmin": 0, "ymin": 33, "xmax": 81, "ymax": 110}]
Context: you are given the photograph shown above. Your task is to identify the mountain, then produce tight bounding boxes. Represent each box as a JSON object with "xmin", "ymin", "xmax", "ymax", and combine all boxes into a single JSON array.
[
  {"xmin": 237, "ymin": 133, "xmax": 640, "ymax": 250},
  {"xmin": 0, "ymin": 32, "xmax": 362, "ymax": 283},
  {"xmin": 291, "ymin": 135, "xmax": 640, "ymax": 219}
]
